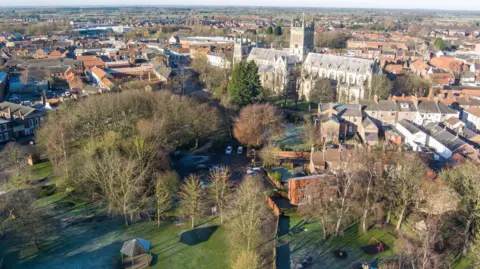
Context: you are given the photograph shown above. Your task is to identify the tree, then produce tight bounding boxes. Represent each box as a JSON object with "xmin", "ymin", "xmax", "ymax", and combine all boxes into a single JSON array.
[
  {"xmin": 260, "ymin": 143, "xmax": 280, "ymax": 168},
  {"xmin": 333, "ymin": 166, "xmax": 359, "ymax": 236},
  {"xmin": 387, "ymin": 154, "xmax": 426, "ymax": 231},
  {"xmin": 231, "ymin": 249, "xmax": 263, "ymax": 269},
  {"xmin": 208, "ymin": 166, "xmax": 232, "ymax": 224},
  {"xmin": 233, "ymin": 104, "xmax": 284, "ymax": 147},
  {"xmin": 180, "ymin": 175, "xmax": 206, "ymax": 228},
  {"xmin": 314, "ymin": 31, "xmax": 349, "ymax": 49},
  {"xmin": 309, "ymin": 78, "xmax": 335, "ymax": 110},
  {"xmin": 227, "ymin": 61, "xmax": 263, "ymax": 106},
  {"xmin": 228, "ymin": 175, "xmax": 269, "ymax": 251},
  {"xmin": 266, "ymin": 26, "xmax": 273, "ymax": 35},
  {"xmin": 395, "ymin": 74, "xmax": 431, "ymax": 97},
  {"xmin": 370, "ymin": 74, "xmax": 393, "ymax": 100},
  {"xmin": 155, "ymin": 171, "xmax": 180, "ymax": 227},
  {"xmin": 302, "ymin": 120, "xmax": 322, "ymax": 147},
  {"xmin": 449, "ymin": 61, "xmax": 464, "ymax": 81},
  {"xmin": 432, "ymin": 38, "xmax": 445, "ymax": 51},
  {"xmin": 441, "ymin": 161, "xmax": 480, "ymax": 254},
  {"xmin": 357, "ymin": 149, "xmax": 381, "ymax": 234},
  {"xmin": 83, "ymin": 148, "xmax": 150, "ymax": 226},
  {"xmin": 298, "ymin": 177, "xmax": 336, "ymax": 239},
  {"xmin": 274, "ymin": 26, "xmax": 282, "ymax": 36},
  {"xmin": 0, "ymin": 142, "xmax": 26, "ymax": 170}
]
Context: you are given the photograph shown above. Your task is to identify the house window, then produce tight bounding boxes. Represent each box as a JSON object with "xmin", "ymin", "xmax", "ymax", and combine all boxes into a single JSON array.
[
  {"xmin": 29, "ymin": 119, "xmax": 33, "ymax": 127},
  {"xmin": 391, "ymin": 112, "xmax": 395, "ymax": 116},
  {"xmin": 0, "ymin": 124, "xmax": 5, "ymax": 131},
  {"xmin": 0, "ymin": 134, "xmax": 3, "ymax": 142},
  {"xmin": 4, "ymin": 133, "xmax": 8, "ymax": 141},
  {"xmin": 35, "ymin": 118, "xmax": 39, "ymax": 126}
]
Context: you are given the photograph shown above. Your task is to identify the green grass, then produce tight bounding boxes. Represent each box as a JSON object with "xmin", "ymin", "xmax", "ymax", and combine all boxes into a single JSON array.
[
  {"xmin": 30, "ymin": 161, "xmax": 53, "ymax": 180},
  {"xmin": 277, "ymin": 210, "xmax": 397, "ymax": 269},
  {"xmin": 3, "ymin": 189, "xmax": 229, "ymax": 269},
  {"xmin": 453, "ymin": 257, "xmax": 473, "ymax": 269}
]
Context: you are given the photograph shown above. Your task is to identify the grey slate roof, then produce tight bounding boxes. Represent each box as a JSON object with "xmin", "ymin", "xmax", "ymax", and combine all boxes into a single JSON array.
[
  {"xmin": 398, "ymin": 119, "xmax": 422, "ymax": 134},
  {"xmin": 423, "ymin": 123, "xmax": 466, "ymax": 151},
  {"xmin": 334, "ymin": 104, "xmax": 362, "ymax": 117},
  {"xmin": 247, "ymin": 48, "xmax": 298, "ymax": 65},
  {"xmin": 304, "ymin": 53, "xmax": 375, "ymax": 74},
  {"xmin": 417, "ymin": 100, "xmax": 440, "ymax": 113}
]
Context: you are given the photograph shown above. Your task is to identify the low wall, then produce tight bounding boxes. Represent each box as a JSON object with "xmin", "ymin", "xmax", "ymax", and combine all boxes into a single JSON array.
[
  {"xmin": 247, "ymin": 149, "xmax": 310, "ymax": 160},
  {"xmin": 265, "ymin": 195, "xmax": 280, "ymax": 216}
]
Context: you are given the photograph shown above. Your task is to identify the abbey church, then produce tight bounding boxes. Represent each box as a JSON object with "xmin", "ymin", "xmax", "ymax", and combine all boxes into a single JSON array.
[{"xmin": 233, "ymin": 14, "xmax": 379, "ymax": 103}]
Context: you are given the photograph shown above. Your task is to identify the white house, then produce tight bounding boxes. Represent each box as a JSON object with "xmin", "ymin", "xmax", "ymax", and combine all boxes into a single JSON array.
[
  {"xmin": 414, "ymin": 100, "xmax": 458, "ymax": 125},
  {"xmin": 396, "ymin": 119, "xmax": 468, "ymax": 160},
  {"xmin": 462, "ymin": 107, "xmax": 480, "ymax": 131}
]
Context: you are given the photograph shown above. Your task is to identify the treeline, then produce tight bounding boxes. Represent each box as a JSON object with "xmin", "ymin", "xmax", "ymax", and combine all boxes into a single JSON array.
[
  {"xmin": 36, "ymin": 90, "xmax": 220, "ymax": 225},
  {"xmin": 299, "ymin": 149, "xmax": 480, "ymax": 268}
]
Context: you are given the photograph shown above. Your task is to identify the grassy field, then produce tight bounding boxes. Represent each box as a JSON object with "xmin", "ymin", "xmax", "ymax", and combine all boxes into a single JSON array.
[
  {"xmin": 268, "ymin": 96, "xmax": 318, "ymax": 112},
  {"xmin": 276, "ymin": 210, "xmax": 397, "ymax": 269},
  {"xmin": 274, "ymin": 124, "xmax": 310, "ymax": 151},
  {"xmin": 30, "ymin": 161, "xmax": 53, "ymax": 180},
  {"xmin": 1, "ymin": 191, "xmax": 228, "ymax": 269}
]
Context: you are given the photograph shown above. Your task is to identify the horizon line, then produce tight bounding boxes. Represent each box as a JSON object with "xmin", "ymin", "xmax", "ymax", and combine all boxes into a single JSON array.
[{"xmin": 0, "ymin": 4, "xmax": 480, "ymax": 12}]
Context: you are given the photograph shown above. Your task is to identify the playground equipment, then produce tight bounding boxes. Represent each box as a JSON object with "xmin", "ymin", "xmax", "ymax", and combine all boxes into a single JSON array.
[{"xmin": 368, "ymin": 237, "xmax": 385, "ymax": 253}]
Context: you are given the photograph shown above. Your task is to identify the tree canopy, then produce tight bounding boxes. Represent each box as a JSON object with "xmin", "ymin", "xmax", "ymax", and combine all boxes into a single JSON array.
[
  {"xmin": 274, "ymin": 26, "xmax": 282, "ymax": 36},
  {"xmin": 227, "ymin": 61, "xmax": 264, "ymax": 106},
  {"xmin": 370, "ymin": 74, "xmax": 394, "ymax": 100}
]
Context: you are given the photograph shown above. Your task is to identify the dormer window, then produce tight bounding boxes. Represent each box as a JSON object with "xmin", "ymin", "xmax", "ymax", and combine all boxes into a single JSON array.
[{"xmin": 400, "ymin": 103, "xmax": 409, "ymax": 109}]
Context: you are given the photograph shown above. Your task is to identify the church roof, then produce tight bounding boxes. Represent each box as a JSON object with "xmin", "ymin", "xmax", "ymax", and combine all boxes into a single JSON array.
[
  {"xmin": 304, "ymin": 53, "xmax": 375, "ymax": 74},
  {"xmin": 247, "ymin": 48, "xmax": 298, "ymax": 65}
]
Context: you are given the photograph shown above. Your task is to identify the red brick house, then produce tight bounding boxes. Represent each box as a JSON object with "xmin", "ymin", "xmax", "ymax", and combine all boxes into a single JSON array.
[{"xmin": 0, "ymin": 102, "xmax": 45, "ymax": 142}]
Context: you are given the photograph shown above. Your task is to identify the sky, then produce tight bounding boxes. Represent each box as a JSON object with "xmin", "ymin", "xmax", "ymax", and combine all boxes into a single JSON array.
[{"xmin": 3, "ymin": 0, "xmax": 480, "ymax": 11}]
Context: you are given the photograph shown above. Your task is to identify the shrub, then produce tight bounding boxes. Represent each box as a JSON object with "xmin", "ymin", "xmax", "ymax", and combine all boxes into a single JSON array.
[{"xmin": 271, "ymin": 171, "xmax": 282, "ymax": 183}]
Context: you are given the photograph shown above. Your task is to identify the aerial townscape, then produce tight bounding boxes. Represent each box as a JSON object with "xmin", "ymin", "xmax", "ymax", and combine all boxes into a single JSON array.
[{"xmin": 2, "ymin": 3, "xmax": 480, "ymax": 269}]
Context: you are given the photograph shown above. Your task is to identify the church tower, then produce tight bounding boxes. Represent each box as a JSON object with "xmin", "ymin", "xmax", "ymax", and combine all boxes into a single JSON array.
[
  {"xmin": 289, "ymin": 13, "xmax": 315, "ymax": 62},
  {"xmin": 233, "ymin": 36, "xmax": 249, "ymax": 66}
]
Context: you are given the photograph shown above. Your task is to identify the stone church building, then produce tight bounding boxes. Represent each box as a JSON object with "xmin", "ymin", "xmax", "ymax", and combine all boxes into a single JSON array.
[
  {"xmin": 235, "ymin": 13, "xmax": 379, "ymax": 102},
  {"xmin": 301, "ymin": 54, "xmax": 379, "ymax": 103}
]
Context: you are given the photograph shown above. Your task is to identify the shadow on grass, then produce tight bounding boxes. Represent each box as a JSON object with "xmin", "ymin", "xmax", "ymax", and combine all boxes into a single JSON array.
[
  {"xmin": 180, "ymin": 226, "xmax": 219, "ymax": 246},
  {"xmin": 277, "ymin": 243, "xmax": 291, "ymax": 269}
]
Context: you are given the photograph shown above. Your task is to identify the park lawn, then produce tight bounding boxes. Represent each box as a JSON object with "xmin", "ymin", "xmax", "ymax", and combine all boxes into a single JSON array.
[
  {"xmin": 277, "ymin": 210, "xmax": 397, "ymax": 269},
  {"xmin": 268, "ymin": 96, "xmax": 318, "ymax": 112},
  {"xmin": 30, "ymin": 161, "xmax": 53, "ymax": 180},
  {"xmin": 2, "ymin": 190, "xmax": 229, "ymax": 269}
]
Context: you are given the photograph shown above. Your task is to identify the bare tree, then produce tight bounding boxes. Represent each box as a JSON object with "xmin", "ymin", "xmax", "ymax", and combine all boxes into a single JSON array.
[
  {"xmin": 155, "ymin": 171, "xmax": 180, "ymax": 227},
  {"xmin": 228, "ymin": 175, "xmax": 269, "ymax": 251},
  {"xmin": 208, "ymin": 166, "xmax": 232, "ymax": 224},
  {"xmin": 298, "ymin": 177, "xmax": 336, "ymax": 239},
  {"xmin": 231, "ymin": 249, "xmax": 264, "ymax": 269},
  {"xmin": 440, "ymin": 160, "xmax": 480, "ymax": 253},
  {"xmin": 303, "ymin": 120, "xmax": 322, "ymax": 147},
  {"xmin": 180, "ymin": 175, "xmax": 206, "ymax": 228},
  {"xmin": 83, "ymin": 149, "xmax": 150, "ymax": 226},
  {"xmin": 260, "ymin": 143, "xmax": 280, "ymax": 169},
  {"xmin": 388, "ymin": 154, "xmax": 426, "ymax": 231}
]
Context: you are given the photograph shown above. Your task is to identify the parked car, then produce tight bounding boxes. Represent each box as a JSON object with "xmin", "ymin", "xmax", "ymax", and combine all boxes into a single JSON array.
[
  {"xmin": 225, "ymin": 146, "xmax": 233, "ymax": 155},
  {"xmin": 246, "ymin": 167, "xmax": 263, "ymax": 175},
  {"xmin": 195, "ymin": 164, "xmax": 207, "ymax": 170},
  {"xmin": 237, "ymin": 146, "xmax": 243, "ymax": 154}
]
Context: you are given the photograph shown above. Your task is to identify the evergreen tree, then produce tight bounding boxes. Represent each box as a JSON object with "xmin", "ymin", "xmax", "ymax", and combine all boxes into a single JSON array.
[
  {"xmin": 266, "ymin": 26, "xmax": 273, "ymax": 35},
  {"xmin": 274, "ymin": 26, "xmax": 282, "ymax": 36},
  {"xmin": 227, "ymin": 61, "xmax": 264, "ymax": 106}
]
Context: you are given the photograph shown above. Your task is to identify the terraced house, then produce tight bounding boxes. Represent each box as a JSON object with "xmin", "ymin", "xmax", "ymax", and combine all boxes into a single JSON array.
[{"xmin": 0, "ymin": 102, "xmax": 45, "ymax": 142}]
